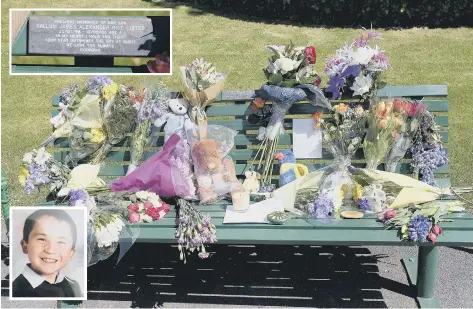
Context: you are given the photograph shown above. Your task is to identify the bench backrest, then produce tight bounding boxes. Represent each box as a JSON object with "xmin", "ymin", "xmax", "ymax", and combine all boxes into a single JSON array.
[
  {"xmin": 11, "ymin": 13, "xmax": 170, "ymax": 73},
  {"xmin": 51, "ymin": 85, "xmax": 450, "ymax": 187}
]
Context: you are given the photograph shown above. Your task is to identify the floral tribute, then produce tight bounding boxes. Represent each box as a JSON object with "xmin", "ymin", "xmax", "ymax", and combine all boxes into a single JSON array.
[
  {"xmin": 252, "ymin": 41, "xmax": 330, "ymax": 187},
  {"xmin": 325, "ymin": 28, "xmax": 389, "ymax": 99},
  {"xmin": 127, "ymin": 191, "xmax": 170, "ymax": 223}
]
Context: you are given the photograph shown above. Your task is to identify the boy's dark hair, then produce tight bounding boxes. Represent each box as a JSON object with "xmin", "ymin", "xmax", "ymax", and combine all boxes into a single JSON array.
[{"xmin": 22, "ymin": 209, "xmax": 77, "ymax": 250}]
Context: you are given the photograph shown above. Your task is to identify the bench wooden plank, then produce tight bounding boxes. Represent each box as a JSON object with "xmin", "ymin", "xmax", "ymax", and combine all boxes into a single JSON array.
[
  {"xmin": 130, "ymin": 227, "xmax": 473, "ymax": 246},
  {"xmin": 12, "ymin": 65, "xmax": 134, "ymax": 73},
  {"xmin": 52, "ymin": 130, "xmax": 448, "ymax": 148},
  {"xmin": 219, "ymin": 86, "xmax": 448, "ymax": 101}
]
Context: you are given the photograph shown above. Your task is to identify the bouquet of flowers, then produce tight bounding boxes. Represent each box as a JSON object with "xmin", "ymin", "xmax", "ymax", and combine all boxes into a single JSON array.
[
  {"xmin": 42, "ymin": 76, "xmax": 114, "ymax": 148},
  {"xmin": 273, "ymin": 165, "xmax": 471, "ymax": 218},
  {"xmin": 325, "ymin": 29, "xmax": 389, "ymax": 100},
  {"xmin": 306, "ymin": 103, "xmax": 367, "ymax": 215},
  {"xmin": 264, "ymin": 42, "xmax": 321, "ymax": 87},
  {"xmin": 379, "ymin": 201, "xmax": 466, "ymax": 243},
  {"xmin": 126, "ymin": 191, "xmax": 170, "ymax": 223},
  {"xmin": 180, "ymin": 58, "xmax": 227, "ymax": 138},
  {"xmin": 253, "ymin": 42, "xmax": 330, "ymax": 186},
  {"xmin": 127, "ymin": 83, "xmax": 170, "ymax": 174},
  {"xmin": 385, "ymin": 98, "xmax": 426, "ymax": 172},
  {"xmin": 19, "ymin": 148, "xmax": 70, "ymax": 195},
  {"xmin": 175, "ymin": 198, "xmax": 217, "ymax": 263},
  {"xmin": 363, "ymin": 98, "xmax": 407, "ymax": 169},
  {"xmin": 409, "ymin": 107, "xmax": 448, "ymax": 186},
  {"xmin": 66, "ymin": 83, "xmax": 137, "ymax": 165}
]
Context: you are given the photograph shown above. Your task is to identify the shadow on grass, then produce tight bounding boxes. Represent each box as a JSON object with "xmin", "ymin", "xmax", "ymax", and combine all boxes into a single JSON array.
[
  {"xmin": 143, "ymin": 0, "xmax": 426, "ymax": 30},
  {"xmin": 1, "ymin": 243, "xmax": 417, "ymax": 307}
]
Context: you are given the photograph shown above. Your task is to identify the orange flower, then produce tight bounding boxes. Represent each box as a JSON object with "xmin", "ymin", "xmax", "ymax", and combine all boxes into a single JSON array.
[
  {"xmin": 378, "ymin": 119, "xmax": 388, "ymax": 129},
  {"xmin": 312, "ymin": 111, "xmax": 323, "ymax": 129},
  {"xmin": 334, "ymin": 103, "xmax": 348, "ymax": 113},
  {"xmin": 392, "ymin": 131, "xmax": 399, "ymax": 138},
  {"xmin": 251, "ymin": 97, "xmax": 265, "ymax": 110}
]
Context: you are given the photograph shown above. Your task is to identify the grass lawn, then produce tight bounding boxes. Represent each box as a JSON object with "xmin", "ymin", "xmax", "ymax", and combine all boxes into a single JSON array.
[{"xmin": 1, "ymin": 1, "xmax": 472, "ymax": 207}]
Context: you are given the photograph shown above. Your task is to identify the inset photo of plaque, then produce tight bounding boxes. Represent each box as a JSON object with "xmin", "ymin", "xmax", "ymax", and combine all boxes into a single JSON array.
[{"xmin": 10, "ymin": 9, "xmax": 171, "ymax": 74}]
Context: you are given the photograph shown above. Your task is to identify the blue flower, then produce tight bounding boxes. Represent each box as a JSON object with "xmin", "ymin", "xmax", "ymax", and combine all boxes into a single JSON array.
[
  {"xmin": 308, "ymin": 191, "xmax": 335, "ymax": 219},
  {"xmin": 69, "ymin": 189, "xmax": 89, "ymax": 207},
  {"xmin": 358, "ymin": 197, "xmax": 370, "ymax": 212},
  {"xmin": 86, "ymin": 76, "xmax": 113, "ymax": 95},
  {"xmin": 407, "ymin": 215, "xmax": 431, "ymax": 242}
]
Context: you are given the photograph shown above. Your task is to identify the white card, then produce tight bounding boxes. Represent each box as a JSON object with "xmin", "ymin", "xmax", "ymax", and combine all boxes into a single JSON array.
[{"xmin": 293, "ymin": 119, "xmax": 323, "ymax": 158}]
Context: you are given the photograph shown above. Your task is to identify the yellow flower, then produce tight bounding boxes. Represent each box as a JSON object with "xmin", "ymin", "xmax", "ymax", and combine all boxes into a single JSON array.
[
  {"xmin": 339, "ymin": 188, "xmax": 345, "ymax": 201},
  {"xmin": 90, "ymin": 128, "xmax": 106, "ymax": 143},
  {"xmin": 353, "ymin": 183, "xmax": 362, "ymax": 202},
  {"xmin": 102, "ymin": 83, "xmax": 119, "ymax": 100},
  {"xmin": 19, "ymin": 166, "xmax": 30, "ymax": 186}
]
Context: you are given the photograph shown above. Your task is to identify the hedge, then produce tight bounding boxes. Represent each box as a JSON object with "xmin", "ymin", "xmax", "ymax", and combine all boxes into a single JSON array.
[{"xmin": 172, "ymin": 0, "xmax": 473, "ymax": 28}]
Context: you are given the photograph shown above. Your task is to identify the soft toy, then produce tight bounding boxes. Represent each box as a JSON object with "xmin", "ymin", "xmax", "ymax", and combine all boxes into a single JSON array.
[
  {"xmin": 192, "ymin": 138, "xmax": 242, "ymax": 204},
  {"xmin": 275, "ymin": 150, "xmax": 309, "ymax": 187},
  {"xmin": 243, "ymin": 171, "xmax": 261, "ymax": 194},
  {"xmin": 154, "ymin": 98, "xmax": 195, "ymax": 143}
]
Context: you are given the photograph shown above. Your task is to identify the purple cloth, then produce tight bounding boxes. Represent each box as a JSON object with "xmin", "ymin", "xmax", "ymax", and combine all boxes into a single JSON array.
[{"xmin": 111, "ymin": 134, "xmax": 185, "ymax": 197}]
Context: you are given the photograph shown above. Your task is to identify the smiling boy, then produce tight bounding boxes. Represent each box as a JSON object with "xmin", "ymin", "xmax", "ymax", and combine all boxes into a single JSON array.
[{"xmin": 12, "ymin": 209, "xmax": 83, "ymax": 298}]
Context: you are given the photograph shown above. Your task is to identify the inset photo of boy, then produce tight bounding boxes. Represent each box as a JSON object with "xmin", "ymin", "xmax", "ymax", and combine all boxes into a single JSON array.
[{"xmin": 9, "ymin": 207, "xmax": 87, "ymax": 300}]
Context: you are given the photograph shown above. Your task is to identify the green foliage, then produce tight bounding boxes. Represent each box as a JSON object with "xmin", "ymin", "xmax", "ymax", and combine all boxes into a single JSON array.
[{"xmin": 177, "ymin": 0, "xmax": 473, "ymax": 27}]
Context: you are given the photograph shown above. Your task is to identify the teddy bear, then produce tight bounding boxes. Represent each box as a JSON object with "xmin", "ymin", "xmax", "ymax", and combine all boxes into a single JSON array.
[
  {"xmin": 243, "ymin": 171, "xmax": 261, "ymax": 194},
  {"xmin": 191, "ymin": 138, "xmax": 242, "ymax": 204},
  {"xmin": 154, "ymin": 98, "xmax": 195, "ymax": 144}
]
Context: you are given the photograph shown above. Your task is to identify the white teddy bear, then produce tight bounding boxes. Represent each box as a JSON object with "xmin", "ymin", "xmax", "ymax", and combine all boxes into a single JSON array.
[{"xmin": 154, "ymin": 98, "xmax": 195, "ymax": 143}]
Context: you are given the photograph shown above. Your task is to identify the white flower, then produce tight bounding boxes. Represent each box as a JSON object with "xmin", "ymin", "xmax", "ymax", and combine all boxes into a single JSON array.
[
  {"xmin": 34, "ymin": 147, "xmax": 52, "ymax": 165},
  {"xmin": 138, "ymin": 203, "xmax": 144, "ymax": 211},
  {"xmin": 350, "ymin": 75, "xmax": 373, "ymax": 96},
  {"xmin": 23, "ymin": 152, "xmax": 34, "ymax": 164},
  {"xmin": 147, "ymin": 192, "xmax": 159, "ymax": 199},
  {"xmin": 136, "ymin": 191, "xmax": 149, "ymax": 200},
  {"xmin": 273, "ymin": 57, "xmax": 300, "ymax": 74},
  {"xmin": 351, "ymin": 46, "xmax": 378, "ymax": 65},
  {"xmin": 95, "ymin": 217, "xmax": 125, "ymax": 248},
  {"xmin": 149, "ymin": 197, "xmax": 161, "ymax": 206},
  {"xmin": 140, "ymin": 214, "xmax": 153, "ymax": 223}
]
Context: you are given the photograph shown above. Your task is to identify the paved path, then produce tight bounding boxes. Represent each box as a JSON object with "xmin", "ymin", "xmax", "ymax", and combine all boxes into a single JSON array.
[{"xmin": 1, "ymin": 221, "xmax": 472, "ymax": 308}]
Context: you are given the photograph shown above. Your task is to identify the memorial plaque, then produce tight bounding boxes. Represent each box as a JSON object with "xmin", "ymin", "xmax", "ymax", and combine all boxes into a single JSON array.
[{"xmin": 28, "ymin": 16, "xmax": 156, "ymax": 56}]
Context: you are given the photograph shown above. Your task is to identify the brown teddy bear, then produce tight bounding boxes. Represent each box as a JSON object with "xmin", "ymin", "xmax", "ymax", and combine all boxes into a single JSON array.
[{"xmin": 191, "ymin": 138, "xmax": 242, "ymax": 204}]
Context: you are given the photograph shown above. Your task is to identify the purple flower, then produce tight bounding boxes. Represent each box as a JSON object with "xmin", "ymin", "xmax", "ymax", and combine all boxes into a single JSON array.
[
  {"xmin": 407, "ymin": 215, "xmax": 431, "ymax": 242},
  {"xmin": 411, "ymin": 143, "xmax": 448, "ymax": 185},
  {"xmin": 308, "ymin": 191, "xmax": 335, "ymax": 219},
  {"xmin": 327, "ymin": 75, "xmax": 344, "ymax": 99},
  {"xmin": 358, "ymin": 197, "xmax": 370, "ymax": 212},
  {"xmin": 69, "ymin": 189, "xmax": 88, "ymax": 207},
  {"xmin": 86, "ymin": 76, "xmax": 113, "ymax": 95}
]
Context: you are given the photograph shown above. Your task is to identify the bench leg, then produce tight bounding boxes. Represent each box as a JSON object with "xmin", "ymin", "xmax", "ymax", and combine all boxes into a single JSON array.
[{"xmin": 402, "ymin": 246, "xmax": 440, "ymax": 308}]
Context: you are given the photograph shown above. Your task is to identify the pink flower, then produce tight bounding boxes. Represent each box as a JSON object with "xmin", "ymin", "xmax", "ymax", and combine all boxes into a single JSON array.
[
  {"xmin": 145, "ymin": 207, "xmax": 161, "ymax": 220},
  {"xmin": 432, "ymin": 225, "xmax": 443, "ymax": 235},
  {"xmin": 147, "ymin": 53, "xmax": 170, "ymax": 74},
  {"xmin": 128, "ymin": 204, "xmax": 139, "ymax": 213},
  {"xmin": 313, "ymin": 76, "xmax": 322, "ymax": 87},
  {"xmin": 143, "ymin": 201, "xmax": 154, "ymax": 209},
  {"xmin": 275, "ymin": 152, "xmax": 284, "ymax": 161},
  {"xmin": 128, "ymin": 212, "xmax": 141, "ymax": 223},
  {"xmin": 428, "ymin": 233, "xmax": 437, "ymax": 244},
  {"xmin": 378, "ymin": 209, "xmax": 396, "ymax": 221},
  {"xmin": 304, "ymin": 46, "xmax": 317, "ymax": 64},
  {"xmin": 384, "ymin": 209, "xmax": 396, "ymax": 220}
]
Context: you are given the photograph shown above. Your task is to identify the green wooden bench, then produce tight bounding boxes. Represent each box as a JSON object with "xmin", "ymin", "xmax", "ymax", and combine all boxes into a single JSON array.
[
  {"xmin": 11, "ymin": 13, "xmax": 170, "ymax": 74},
  {"xmin": 44, "ymin": 85, "xmax": 473, "ymax": 308}
]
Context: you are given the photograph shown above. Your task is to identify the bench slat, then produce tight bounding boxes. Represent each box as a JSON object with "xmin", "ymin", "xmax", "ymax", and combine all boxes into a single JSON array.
[
  {"xmin": 52, "ymin": 130, "xmax": 449, "ymax": 148},
  {"xmin": 130, "ymin": 228, "xmax": 473, "ymax": 246},
  {"xmin": 218, "ymin": 86, "xmax": 448, "ymax": 101},
  {"xmin": 136, "ymin": 213, "xmax": 473, "ymax": 230},
  {"xmin": 13, "ymin": 65, "xmax": 134, "ymax": 73}
]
